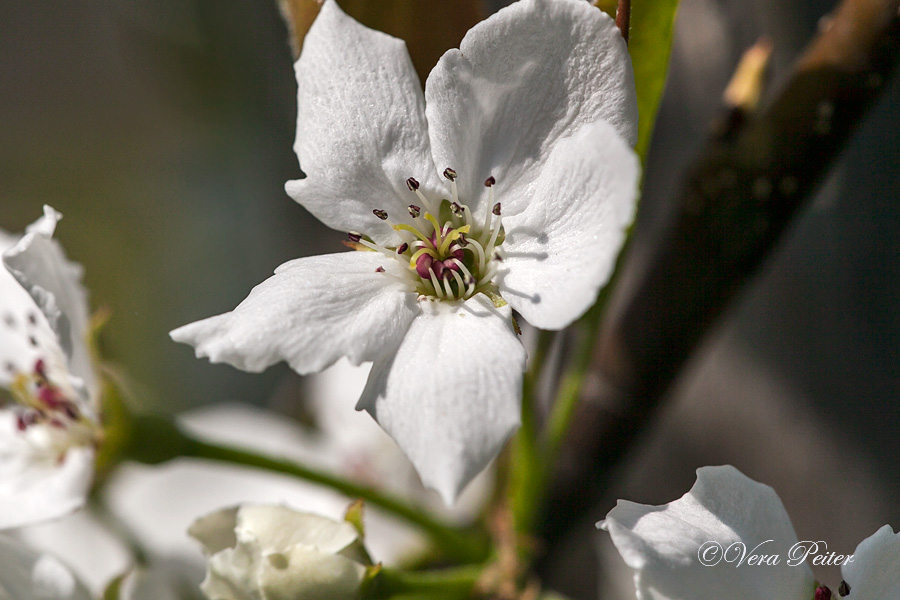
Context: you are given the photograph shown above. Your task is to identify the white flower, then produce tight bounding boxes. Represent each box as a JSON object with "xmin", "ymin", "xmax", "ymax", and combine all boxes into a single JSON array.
[
  {"xmin": 0, "ymin": 534, "xmax": 92, "ymax": 600},
  {"xmin": 599, "ymin": 465, "xmax": 900, "ymax": 600},
  {"xmin": 189, "ymin": 504, "xmax": 369, "ymax": 600},
  {"xmin": 171, "ymin": 0, "xmax": 639, "ymax": 503},
  {"xmin": 0, "ymin": 206, "xmax": 100, "ymax": 529}
]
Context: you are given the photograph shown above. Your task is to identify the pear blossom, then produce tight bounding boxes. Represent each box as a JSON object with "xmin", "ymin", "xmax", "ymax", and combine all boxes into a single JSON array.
[
  {"xmin": 0, "ymin": 206, "xmax": 100, "ymax": 529},
  {"xmin": 172, "ymin": 0, "xmax": 639, "ymax": 503},
  {"xmin": 599, "ymin": 465, "xmax": 900, "ymax": 600},
  {"xmin": 0, "ymin": 534, "xmax": 92, "ymax": 600},
  {"xmin": 188, "ymin": 504, "xmax": 370, "ymax": 600}
]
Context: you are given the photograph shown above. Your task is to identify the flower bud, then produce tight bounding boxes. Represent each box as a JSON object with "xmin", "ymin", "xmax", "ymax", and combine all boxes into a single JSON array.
[{"xmin": 189, "ymin": 504, "xmax": 369, "ymax": 600}]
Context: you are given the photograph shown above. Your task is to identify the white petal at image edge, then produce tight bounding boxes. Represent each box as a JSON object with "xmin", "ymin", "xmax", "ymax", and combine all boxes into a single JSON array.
[
  {"xmin": 842, "ymin": 525, "xmax": 900, "ymax": 600},
  {"xmin": 600, "ymin": 465, "xmax": 815, "ymax": 600}
]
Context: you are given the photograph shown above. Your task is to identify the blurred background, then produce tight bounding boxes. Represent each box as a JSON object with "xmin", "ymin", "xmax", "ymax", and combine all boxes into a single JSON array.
[{"xmin": 1, "ymin": 0, "xmax": 898, "ymax": 598}]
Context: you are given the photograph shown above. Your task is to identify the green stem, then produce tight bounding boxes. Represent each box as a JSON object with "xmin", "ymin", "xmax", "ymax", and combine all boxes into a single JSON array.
[
  {"xmin": 176, "ymin": 431, "xmax": 489, "ymax": 563},
  {"xmin": 509, "ymin": 238, "xmax": 632, "ymax": 536},
  {"xmin": 373, "ymin": 564, "xmax": 483, "ymax": 600},
  {"xmin": 508, "ymin": 329, "xmax": 554, "ymax": 534}
]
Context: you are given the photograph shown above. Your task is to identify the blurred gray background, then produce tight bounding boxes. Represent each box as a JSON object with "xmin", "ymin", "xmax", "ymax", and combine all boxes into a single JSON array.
[{"xmin": 1, "ymin": 1, "xmax": 898, "ymax": 598}]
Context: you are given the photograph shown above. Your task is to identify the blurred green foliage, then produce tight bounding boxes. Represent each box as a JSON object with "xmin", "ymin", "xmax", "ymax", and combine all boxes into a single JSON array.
[{"xmin": 630, "ymin": 0, "xmax": 682, "ymax": 161}]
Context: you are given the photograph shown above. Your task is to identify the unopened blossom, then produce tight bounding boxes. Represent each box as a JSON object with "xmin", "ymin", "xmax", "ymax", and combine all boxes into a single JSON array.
[
  {"xmin": 599, "ymin": 465, "xmax": 900, "ymax": 600},
  {"xmin": 189, "ymin": 504, "xmax": 369, "ymax": 600},
  {"xmin": 172, "ymin": 0, "xmax": 640, "ymax": 503},
  {"xmin": 0, "ymin": 534, "xmax": 92, "ymax": 600},
  {"xmin": 0, "ymin": 206, "xmax": 100, "ymax": 529}
]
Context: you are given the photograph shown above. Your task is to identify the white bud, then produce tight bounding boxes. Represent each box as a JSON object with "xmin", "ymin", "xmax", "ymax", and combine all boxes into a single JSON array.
[{"xmin": 189, "ymin": 505, "xmax": 369, "ymax": 600}]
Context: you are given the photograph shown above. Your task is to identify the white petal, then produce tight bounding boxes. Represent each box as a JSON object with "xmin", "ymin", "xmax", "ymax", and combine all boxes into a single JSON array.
[
  {"xmin": 425, "ymin": 0, "xmax": 637, "ymax": 211},
  {"xmin": 12, "ymin": 511, "xmax": 131, "ymax": 596},
  {"xmin": 0, "ymin": 259, "xmax": 67, "ymax": 391},
  {"xmin": 0, "ymin": 535, "xmax": 92, "ymax": 600},
  {"xmin": 170, "ymin": 251, "xmax": 418, "ymax": 375},
  {"xmin": 190, "ymin": 506, "xmax": 366, "ymax": 600},
  {"xmin": 258, "ymin": 544, "xmax": 365, "ymax": 600},
  {"xmin": 285, "ymin": 0, "xmax": 441, "ymax": 244},
  {"xmin": 233, "ymin": 505, "xmax": 361, "ymax": 556},
  {"xmin": 496, "ymin": 120, "xmax": 639, "ymax": 330},
  {"xmin": 0, "ymin": 414, "xmax": 94, "ymax": 530},
  {"xmin": 600, "ymin": 465, "xmax": 815, "ymax": 600},
  {"xmin": 2, "ymin": 207, "xmax": 95, "ymax": 404},
  {"xmin": 842, "ymin": 525, "xmax": 900, "ymax": 600},
  {"xmin": 189, "ymin": 506, "xmax": 240, "ymax": 556},
  {"xmin": 358, "ymin": 294, "xmax": 525, "ymax": 504}
]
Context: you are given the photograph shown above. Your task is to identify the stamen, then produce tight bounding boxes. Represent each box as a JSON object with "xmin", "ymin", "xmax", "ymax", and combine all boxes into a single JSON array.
[
  {"xmin": 493, "ymin": 202, "xmax": 502, "ymax": 216},
  {"xmin": 373, "ymin": 209, "xmax": 388, "ymax": 221},
  {"xmin": 484, "ymin": 175, "xmax": 496, "ymax": 187},
  {"xmin": 348, "ymin": 232, "xmax": 362, "ymax": 243},
  {"xmin": 441, "ymin": 274, "xmax": 454, "ymax": 298},
  {"xmin": 466, "ymin": 237, "xmax": 487, "ymax": 271},
  {"xmin": 450, "ymin": 202, "xmax": 463, "ymax": 217},
  {"xmin": 449, "ymin": 268, "xmax": 467, "ymax": 298},
  {"xmin": 450, "ymin": 258, "xmax": 474, "ymax": 283},
  {"xmin": 407, "ymin": 205, "xmax": 421, "ymax": 218},
  {"xmin": 838, "ymin": 581, "xmax": 851, "ymax": 596},
  {"xmin": 397, "ymin": 243, "xmax": 409, "ymax": 254},
  {"xmin": 394, "ymin": 223, "xmax": 435, "ymax": 246},
  {"xmin": 358, "ymin": 239, "xmax": 396, "ymax": 259},
  {"xmin": 406, "ymin": 177, "xmax": 419, "ymax": 191},
  {"xmin": 428, "ymin": 268, "xmax": 444, "ymax": 299},
  {"xmin": 486, "ymin": 212, "xmax": 503, "ymax": 252},
  {"xmin": 442, "ymin": 168, "xmax": 457, "ymax": 181},
  {"xmin": 375, "ymin": 266, "xmax": 385, "ymax": 273}
]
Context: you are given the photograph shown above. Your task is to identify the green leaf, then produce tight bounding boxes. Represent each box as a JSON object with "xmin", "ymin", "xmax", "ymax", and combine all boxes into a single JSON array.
[{"xmin": 629, "ymin": 0, "xmax": 682, "ymax": 161}]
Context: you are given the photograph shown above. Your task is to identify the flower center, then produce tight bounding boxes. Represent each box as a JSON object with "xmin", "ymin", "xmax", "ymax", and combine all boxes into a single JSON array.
[
  {"xmin": 2, "ymin": 359, "xmax": 91, "ymax": 441},
  {"xmin": 350, "ymin": 168, "xmax": 505, "ymax": 302}
]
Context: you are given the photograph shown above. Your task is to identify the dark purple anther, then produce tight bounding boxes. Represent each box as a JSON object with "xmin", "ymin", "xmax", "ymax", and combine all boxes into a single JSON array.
[
  {"xmin": 375, "ymin": 266, "xmax": 385, "ymax": 273},
  {"xmin": 373, "ymin": 209, "xmax": 388, "ymax": 221},
  {"xmin": 816, "ymin": 586, "xmax": 833, "ymax": 600},
  {"xmin": 458, "ymin": 233, "xmax": 468, "ymax": 247},
  {"xmin": 415, "ymin": 254, "xmax": 433, "ymax": 279},
  {"xmin": 493, "ymin": 202, "xmax": 502, "ymax": 216},
  {"xmin": 407, "ymin": 205, "xmax": 421, "ymax": 218},
  {"xmin": 450, "ymin": 202, "xmax": 463, "ymax": 216},
  {"xmin": 443, "ymin": 167, "xmax": 457, "ymax": 181},
  {"xmin": 38, "ymin": 385, "xmax": 67, "ymax": 410},
  {"xmin": 348, "ymin": 232, "xmax": 362, "ymax": 243},
  {"xmin": 63, "ymin": 403, "xmax": 80, "ymax": 420},
  {"xmin": 484, "ymin": 175, "xmax": 496, "ymax": 187},
  {"xmin": 406, "ymin": 177, "xmax": 420, "ymax": 191},
  {"xmin": 838, "ymin": 581, "xmax": 851, "ymax": 597},
  {"xmin": 397, "ymin": 243, "xmax": 408, "ymax": 254}
]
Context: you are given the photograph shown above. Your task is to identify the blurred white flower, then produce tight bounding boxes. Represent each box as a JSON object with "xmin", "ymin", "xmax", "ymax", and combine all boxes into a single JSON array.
[
  {"xmin": 600, "ymin": 465, "xmax": 900, "ymax": 600},
  {"xmin": 96, "ymin": 362, "xmax": 489, "ymax": 570},
  {"xmin": 189, "ymin": 504, "xmax": 369, "ymax": 600},
  {"xmin": 0, "ymin": 534, "xmax": 91, "ymax": 600},
  {"xmin": 172, "ymin": 0, "xmax": 639, "ymax": 505},
  {"xmin": 0, "ymin": 206, "xmax": 100, "ymax": 529}
]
